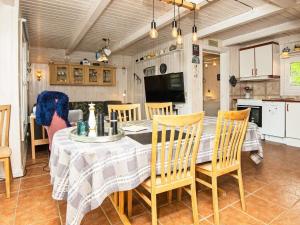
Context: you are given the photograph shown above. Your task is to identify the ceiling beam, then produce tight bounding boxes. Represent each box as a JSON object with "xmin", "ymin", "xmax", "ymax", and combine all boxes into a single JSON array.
[
  {"xmin": 222, "ymin": 19, "xmax": 300, "ymax": 46},
  {"xmin": 197, "ymin": 3, "xmax": 282, "ymax": 38},
  {"xmin": 268, "ymin": 0, "xmax": 298, "ymax": 8},
  {"xmin": 66, "ymin": 0, "xmax": 112, "ymax": 54},
  {"xmin": 160, "ymin": 0, "xmax": 203, "ymax": 10}
]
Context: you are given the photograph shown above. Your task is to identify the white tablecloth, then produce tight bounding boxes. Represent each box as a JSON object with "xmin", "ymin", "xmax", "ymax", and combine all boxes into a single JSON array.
[{"xmin": 50, "ymin": 117, "xmax": 262, "ymax": 225}]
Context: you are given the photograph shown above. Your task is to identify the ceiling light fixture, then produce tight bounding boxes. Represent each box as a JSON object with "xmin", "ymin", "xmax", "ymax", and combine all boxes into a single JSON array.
[
  {"xmin": 192, "ymin": 7, "xmax": 198, "ymax": 43},
  {"xmin": 171, "ymin": 0, "xmax": 178, "ymax": 38},
  {"xmin": 149, "ymin": 0, "xmax": 158, "ymax": 39},
  {"xmin": 96, "ymin": 38, "xmax": 111, "ymax": 63},
  {"xmin": 176, "ymin": 6, "xmax": 183, "ymax": 45}
]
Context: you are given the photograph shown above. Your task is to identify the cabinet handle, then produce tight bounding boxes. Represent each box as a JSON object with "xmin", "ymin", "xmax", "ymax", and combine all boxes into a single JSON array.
[
  {"xmin": 251, "ymin": 69, "xmax": 253, "ymax": 75},
  {"xmin": 287, "ymin": 104, "xmax": 289, "ymax": 112},
  {"xmin": 255, "ymin": 68, "xmax": 258, "ymax": 75}
]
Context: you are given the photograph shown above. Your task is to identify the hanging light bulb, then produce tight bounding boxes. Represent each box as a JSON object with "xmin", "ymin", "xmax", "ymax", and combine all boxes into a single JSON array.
[
  {"xmin": 171, "ymin": 0, "xmax": 177, "ymax": 38},
  {"xmin": 177, "ymin": 28, "xmax": 183, "ymax": 45},
  {"xmin": 192, "ymin": 9, "xmax": 198, "ymax": 43},
  {"xmin": 149, "ymin": 21, "xmax": 158, "ymax": 39},
  {"xmin": 149, "ymin": 0, "xmax": 158, "ymax": 39},
  {"xmin": 213, "ymin": 61, "xmax": 217, "ymax": 66},
  {"xmin": 176, "ymin": 6, "xmax": 183, "ymax": 45}
]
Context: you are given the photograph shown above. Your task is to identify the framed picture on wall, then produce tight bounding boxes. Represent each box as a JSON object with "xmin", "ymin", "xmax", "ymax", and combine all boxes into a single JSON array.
[{"xmin": 192, "ymin": 44, "xmax": 199, "ymax": 56}]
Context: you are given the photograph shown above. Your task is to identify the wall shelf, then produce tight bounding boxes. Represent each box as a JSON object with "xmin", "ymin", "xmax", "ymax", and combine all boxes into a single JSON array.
[{"xmin": 135, "ymin": 49, "xmax": 184, "ymax": 64}]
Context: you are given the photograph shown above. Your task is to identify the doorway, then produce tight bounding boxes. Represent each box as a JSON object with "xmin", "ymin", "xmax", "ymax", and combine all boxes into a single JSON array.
[{"xmin": 203, "ymin": 52, "xmax": 220, "ymax": 116}]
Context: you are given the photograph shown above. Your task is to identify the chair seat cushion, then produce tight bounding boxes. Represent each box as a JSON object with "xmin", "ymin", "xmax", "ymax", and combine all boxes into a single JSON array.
[{"xmin": 0, "ymin": 146, "xmax": 11, "ymax": 158}]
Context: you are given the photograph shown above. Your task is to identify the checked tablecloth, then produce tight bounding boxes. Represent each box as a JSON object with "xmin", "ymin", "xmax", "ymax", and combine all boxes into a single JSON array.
[{"xmin": 50, "ymin": 117, "xmax": 263, "ymax": 225}]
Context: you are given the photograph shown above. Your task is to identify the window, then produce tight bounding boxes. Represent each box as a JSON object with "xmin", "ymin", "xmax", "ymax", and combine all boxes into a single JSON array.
[{"xmin": 290, "ymin": 62, "xmax": 300, "ymax": 86}]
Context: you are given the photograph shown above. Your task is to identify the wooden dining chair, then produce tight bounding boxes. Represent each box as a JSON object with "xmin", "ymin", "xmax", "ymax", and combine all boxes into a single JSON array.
[
  {"xmin": 0, "ymin": 105, "xmax": 12, "ymax": 198},
  {"xmin": 108, "ymin": 104, "xmax": 141, "ymax": 122},
  {"xmin": 195, "ymin": 108, "xmax": 250, "ymax": 225},
  {"xmin": 145, "ymin": 102, "xmax": 173, "ymax": 120},
  {"xmin": 133, "ymin": 112, "xmax": 204, "ymax": 225}
]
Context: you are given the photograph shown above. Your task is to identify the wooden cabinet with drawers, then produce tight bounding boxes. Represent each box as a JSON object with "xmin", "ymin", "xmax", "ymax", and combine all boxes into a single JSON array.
[{"xmin": 49, "ymin": 63, "xmax": 116, "ymax": 86}]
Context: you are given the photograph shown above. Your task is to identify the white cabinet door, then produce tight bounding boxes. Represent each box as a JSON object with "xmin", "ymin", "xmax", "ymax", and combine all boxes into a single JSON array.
[
  {"xmin": 262, "ymin": 101, "xmax": 285, "ymax": 137},
  {"xmin": 255, "ymin": 44, "xmax": 273, "ymax": 76},
  {"xmin": 286, "ymin": 102, "xmax": 300, "ymax": 139},
  {"xmin": 240, "ymin": 48, "xmax": 255, "ymax": 78}
]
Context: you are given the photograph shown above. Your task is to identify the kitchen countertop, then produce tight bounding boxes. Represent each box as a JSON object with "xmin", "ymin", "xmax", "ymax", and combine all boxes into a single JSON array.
[{"xmin": 262, "ymin": 98, "xmax": 300, "ymax": 102}]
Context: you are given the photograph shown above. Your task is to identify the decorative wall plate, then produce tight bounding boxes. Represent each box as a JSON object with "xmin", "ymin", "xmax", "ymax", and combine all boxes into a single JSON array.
[{"xmin": 160, "ymin": 63, "xmax": 167, "ymax": 74}]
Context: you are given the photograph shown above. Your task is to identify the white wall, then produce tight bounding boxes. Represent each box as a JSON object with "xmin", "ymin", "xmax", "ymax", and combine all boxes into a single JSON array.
[
  {"xmin": 0, "ymin": 0, "xmax": 24, "ymax": 177},
  {"xmin": 28, "ymin": 47, "xmax": 132, "ymax": 110},
  {"xmin": 132, "ymin": 35, "xmax": 205, "ymax": 117}
]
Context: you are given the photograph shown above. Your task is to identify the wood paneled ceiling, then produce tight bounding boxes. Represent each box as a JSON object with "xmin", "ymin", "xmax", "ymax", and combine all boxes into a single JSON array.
[{"xmin": 20, "ymin": 0, "xmax": 300, "ymax": 57}]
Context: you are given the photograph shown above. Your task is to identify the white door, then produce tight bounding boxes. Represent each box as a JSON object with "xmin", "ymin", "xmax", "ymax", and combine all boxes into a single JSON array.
[
  {"xmin": 286, "ymin": 102, "xmax": 300, "ymax": 139},
  {"xmin": 240, "ymin": 48, "xmax": 254, "ymax": 78},
  {"xmin": 255, "ymin": 44, "xmax": 273, "ymax": 76}
]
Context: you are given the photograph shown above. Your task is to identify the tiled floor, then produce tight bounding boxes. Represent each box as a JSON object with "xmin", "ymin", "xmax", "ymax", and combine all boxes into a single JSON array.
[{"xmin": 1, "ymin": 142, "xmax": 300, "ymax": 225}]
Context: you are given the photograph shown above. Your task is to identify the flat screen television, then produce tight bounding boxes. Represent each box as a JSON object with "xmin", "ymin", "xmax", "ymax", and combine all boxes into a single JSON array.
[{"xmin": 144, "ymin": 72, "xmax": 185, "ymax": 103}]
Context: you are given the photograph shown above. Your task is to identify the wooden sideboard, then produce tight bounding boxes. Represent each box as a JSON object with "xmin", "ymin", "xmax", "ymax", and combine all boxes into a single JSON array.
[{"xmin": 49, "ymin": 63, "xmax": 116, "ymax": 86}]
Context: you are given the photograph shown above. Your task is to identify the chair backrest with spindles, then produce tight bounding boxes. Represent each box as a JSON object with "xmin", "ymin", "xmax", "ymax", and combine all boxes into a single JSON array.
[
  {"xmin": 108, "ymin": 104, "xmax": 141, "ymax": 122},
  {"xmin": 151, "ymin": 112, "xmax": 204, "ymax": 187},
  {"xmin": 145, "ymin": 102, "xmax": 173, "ymax": 120},
  {"xmin": 212, "ymin": 108, "xmax": 250, "ymax": 170},
  {"xmin": 0, "ymin": 105, "xmax": 11, "ymax": 147}
]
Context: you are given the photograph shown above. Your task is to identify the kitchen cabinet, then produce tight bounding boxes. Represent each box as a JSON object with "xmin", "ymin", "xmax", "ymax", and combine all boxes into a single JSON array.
[
  {"xmin": 240, "ymin": 48, "xmax": 255, "ymax": 78},
  {"xmin": 85, "ymin": 66, "xmax": 102, "ymax": 85},
  {"xmin": 70, "ymin": 65, "xmax": 85, "ymax": 85},
  {"xmin": 49, "ymin": 64, "xmax": 70, "ymax": 85},
  {"xmin": 239, "ymin": 42, "xmax": 280, "ymax": 80},
  {"xmin": 101, "ymin": 67, "xmax": 116, "ymax": 86},
  {"xmin": 286, "ymin": 102, "xmax": 300, "ymax": 139},
  {"xmin": 49, "ymin": 63, "xmax": 116, "ymax": 86},
  {"xmin": 262, "ymin": 101, "xmax": 285, "ymax": 137}
]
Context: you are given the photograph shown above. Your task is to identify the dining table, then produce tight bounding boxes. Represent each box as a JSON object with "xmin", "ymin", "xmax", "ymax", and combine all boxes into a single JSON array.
[{"xmin": 49, "ymin": 117, "xmax": 263, "ymax": 225}]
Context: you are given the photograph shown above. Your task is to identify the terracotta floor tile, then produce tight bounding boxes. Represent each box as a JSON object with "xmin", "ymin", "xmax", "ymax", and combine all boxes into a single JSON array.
[
  {"xmin": 31, "ymin": 217, "xmax": 61, "ymax": 225},
  {"xmin": 254, "ymin": 183, "xmax": 300, "ymax": 208},
  {"xmin": 207, "ymin": 206, "xmax": 264, "ymax": 225},
  {"xmin": 24, "ymin": 165, "xmax": 49, "ymax": 177},
  {"xmin": 20, "ymin": 174, "xmax": 50, "ymax": 190},
  {"xmin": 0, "ymin": 178, "xmax": 20, "ymax": 195},
  {"xmin": 15, "ymin": 186, "xmax": 59, "ymax": 225},
  {"xmin": 157, "ymin": 201, "xmax": 198, "ymax": 225},
  {"xmin": 0, "ymin": 193, "xmax": 18, "ymax": 225},
  {"xmin": 81, "ymin": 207, "xmax": 110, "ymax": 225},
  {"xmin": 129, "ymin": 212, "xmax": 152, "ymax": 225},
  {"xmin": 270, "ymin": 200, "xmax": 300, "ymax": 225},
  {"xmin": 242, "ymin": 176, "xmax": 267, "ymax": 193},
  {"xmin": 232, "ymin": 195, "xmax": 285, "ymax": 224},
  {"xmin": 101, "ymin": 198, "xmax": 123, "ymax": 225}
]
